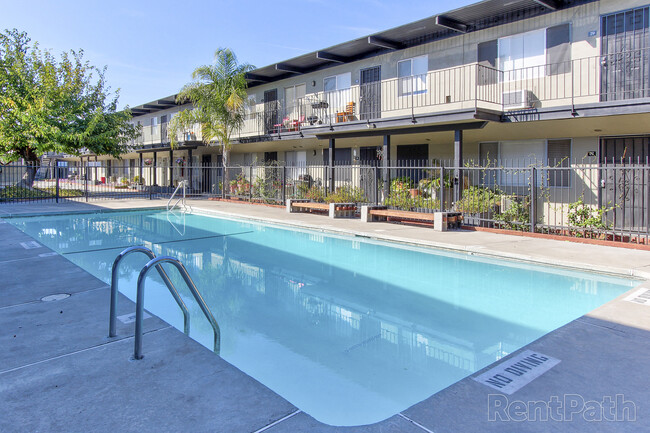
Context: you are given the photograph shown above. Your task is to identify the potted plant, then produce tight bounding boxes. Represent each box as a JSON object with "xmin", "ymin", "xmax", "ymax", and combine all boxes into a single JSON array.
[{"xmin": 133, "ymin": 175, "xmax": 144, "ymax": 190}]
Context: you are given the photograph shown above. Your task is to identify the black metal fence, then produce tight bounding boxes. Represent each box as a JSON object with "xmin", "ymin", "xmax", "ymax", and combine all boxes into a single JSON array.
[
  {"xmin": 0, "ymin": 163, "xmax": 224, "ymax": 203},
  {"xmin": 2, "ymin": 159, "xmax": 648, "ymax": 244}
]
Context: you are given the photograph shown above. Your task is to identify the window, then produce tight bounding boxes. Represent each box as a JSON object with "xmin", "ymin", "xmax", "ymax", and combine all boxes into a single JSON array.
[
  {"xmin": 498, "ymin": 29, "xmax": 546, "ymax": 80},
  {"xmin": 547, "ymin": 139, "xmax": 571, "ymax": 187},
  {"xmin": 398, "ymin": 55, "xmax": 428, "ymax": 96},
  {"xmin": 479, "ymin": 142, "xmax": 499, "ymax": 164},
  {"xmin": 324, "ymin": 73, "xmax": 352, "ymax": 121},
  {"xmin": 324, "ymin": 73, "xmax": 351, "ymax": 92},
  {"xmin": 151, "ymin": 117, "xmax": 158, "ymax": 135}
]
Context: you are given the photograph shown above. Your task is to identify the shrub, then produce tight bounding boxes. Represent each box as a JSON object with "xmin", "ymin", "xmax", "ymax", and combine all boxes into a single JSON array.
[
  {"xmin": 567, "ymin": 198, "xmax": 613, "ymax": 237},
  {"xmin": 494, "ymin": 195, "xmax": 530, "ymax": 230},
  {"xmin": 325, "ymin": 185, "xmax": 366, "ymax": 203},
  {"xmin": 455, "ymin": 186, "xmax": 501, "ymax": 214}
]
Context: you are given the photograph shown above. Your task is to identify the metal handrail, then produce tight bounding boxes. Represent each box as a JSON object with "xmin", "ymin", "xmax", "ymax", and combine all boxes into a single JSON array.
[
  {"xmin": 166, "ymin": 209, "xmax": 186, "ymax": 236},
  {"xmin": 109, "ymin": 246, "xmax": 189, "ymax": 338},
  {"xmin": 167, "ymin": 180, "xmax": 187, "ymax": 212},
  {"xmin": 134, "ymin": 256, "xmax": 221, "ymax": 360}
]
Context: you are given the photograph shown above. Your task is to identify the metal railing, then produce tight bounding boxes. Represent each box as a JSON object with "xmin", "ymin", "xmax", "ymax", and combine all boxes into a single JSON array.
[
  {"xmin": 4, "ymin": 159, "xmax": 649, "ymax": 245},
  {"xmin": 108, "ymin": 246, "xmax": 221, "ymax": 360},
  {"xmin": 0, "ymin": 163, "xmax": 223, "ymax": 203},
  {"xmin": 233, "ymin": 48, "xmax": 650, "ymax": 139},
  {"xmin": 167, "ymin": 180, "xmax": 187, "ymax": 212},
  {"xmin": 129, "ymin": 122, "xmax": 203, "ymax": 147},
  {"xmin": 109, "ymin": 246, "xmax": 189, "ymax": 338},
  {"xmin": 135, "ymin": 256, "xmax": 221, "ymax": 359}
]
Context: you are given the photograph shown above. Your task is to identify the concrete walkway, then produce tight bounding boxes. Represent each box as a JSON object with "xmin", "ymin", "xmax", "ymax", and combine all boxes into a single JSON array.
[{"xmin": 1, "ymin": 198, "xmax": 649, "ymax": 432}]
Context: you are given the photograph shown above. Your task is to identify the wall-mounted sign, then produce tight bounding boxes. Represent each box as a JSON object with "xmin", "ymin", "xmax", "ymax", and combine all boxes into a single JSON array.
[
  {"xmin": 588, "ymin": 30, "xmax": 597, "ymax": 37},
  {"xmin": 587, "ymin": 151, "xmax": 597, "ymax": 157}
]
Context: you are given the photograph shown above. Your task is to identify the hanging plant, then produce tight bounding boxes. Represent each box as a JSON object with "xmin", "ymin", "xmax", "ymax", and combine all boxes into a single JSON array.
[
  {"xmin": 144, "ymin": 159, "xmax": 153, "ymax": 166},
  {"xmin": 175, "ymin": 158, "xmax": 185, "ymax": 166}
]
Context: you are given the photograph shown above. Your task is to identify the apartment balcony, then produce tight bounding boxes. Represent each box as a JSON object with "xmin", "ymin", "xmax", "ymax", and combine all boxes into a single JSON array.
[
  {"xmin": 130, "ymin": 123, "xmax": 203, "ymax": 150},
  {"xmin": 235, "ymin": 48, "xmax": 650, "ymax": 141}
]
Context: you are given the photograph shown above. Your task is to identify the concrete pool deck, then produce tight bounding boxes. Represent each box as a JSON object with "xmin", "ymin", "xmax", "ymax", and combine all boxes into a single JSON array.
[{"xmin": 1, "ymin": 198, "xmax": 649, "ymax": 432}]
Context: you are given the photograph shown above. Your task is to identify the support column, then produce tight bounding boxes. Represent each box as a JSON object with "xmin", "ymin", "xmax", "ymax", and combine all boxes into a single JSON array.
[
  {"xmin": 328, "ymin": 138, "xmax": 335, "ymax": 193},
  {"xmin": 139, "ymin": 153, "xmax": 143, "ymax": 182},
  {"xmin": 169, "ymin": 149, "xmax": 174, "ymax": 188},
  {"xmin": 187, "ymin": 148, "xmax": 193, "ymax": 191},
  {"xmin": 453, "ymin": 129, "xmax": 463, "ymax": 205},
  {"xmin": 153, "ymin": 151, "xmax": 158, "ymax": 185},
  {"xmin": 382, "ymin": 135, "xmax": 391, "ymax": 201},
  {"xmin": 94, "ymin": 156, "xmax": 98, "ymax": 181}
]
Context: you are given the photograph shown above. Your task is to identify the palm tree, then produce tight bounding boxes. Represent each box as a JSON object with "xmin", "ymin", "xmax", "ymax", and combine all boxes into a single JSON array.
[{"xmin": 169, "ymin": 48, "xmax": 254, "ymax": 195}]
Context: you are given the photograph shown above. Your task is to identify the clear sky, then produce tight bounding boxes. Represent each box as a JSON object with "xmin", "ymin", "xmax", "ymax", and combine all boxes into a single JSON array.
[{"xmin": 0, "ymin": 0, "xmax": 476, "ymax": 109}]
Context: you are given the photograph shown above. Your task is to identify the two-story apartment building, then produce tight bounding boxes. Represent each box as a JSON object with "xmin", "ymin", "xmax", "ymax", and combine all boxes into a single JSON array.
[{"xmin": 70, "ymin": 0, "xmax": 649, "ymax": 227}]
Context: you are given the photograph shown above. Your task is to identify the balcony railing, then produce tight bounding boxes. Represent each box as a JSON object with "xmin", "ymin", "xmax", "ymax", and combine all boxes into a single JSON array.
[
  {"xmin": 235, "ymin": 48, "xmax": 650, "ymax": 139},
  {"xmin": 130, "ymin": 123, "xmax": 203, "ymax": 148}
]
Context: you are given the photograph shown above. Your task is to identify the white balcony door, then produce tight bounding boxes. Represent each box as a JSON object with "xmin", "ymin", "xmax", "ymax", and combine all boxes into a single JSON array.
[
  {"xmin": 498, "ymin": 29, "xmax": 546, "ymax": 81},
  {"xmin": 284, "ymin": 84, "xmax": 306, "ymax": 123}
]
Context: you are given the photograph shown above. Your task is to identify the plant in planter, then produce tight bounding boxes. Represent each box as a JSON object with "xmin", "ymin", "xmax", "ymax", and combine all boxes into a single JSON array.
[
  {"xmin": 115, "ymin": 177, "xmax": 130, "ymax": 189},
  {"xmin": 419, "ymin": 174, "xmax": 453, "ymax": 198},
  {"xmin": 325, "ymin": 185, "xmax": 366, "ymax": 204},
  {"xmin": 132, "ymin": 175, "xmax": 145, "ymax": 190},
  {"xmin": 237, "ymin": 177, "xmax": 250, "ymax": 195},
  {"xmin": 566, "ymin": 198, "xmax": 614, "ymax": 238},
  {"xmin": 305, "ymin": 185, "xmax": 326, "ymax": 202},
  {"xmin": 229, "ymin": 179, "xmax": 238, "ymax": 194},
  {"xmin": 384, "ymin": 177, "xmax": 439, "ymax": 211},
  {"xmin": 494, "ymin": 195, "xmax": 530, "ymax": 231},
  {"xmin": 455, "ymin": 186, "xmax": 501, "ymax": 226}
]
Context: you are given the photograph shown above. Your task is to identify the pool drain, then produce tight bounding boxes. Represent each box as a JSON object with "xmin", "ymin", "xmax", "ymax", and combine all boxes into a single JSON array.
[{"xmin": 41, "ymin": 294, "xmax": 71, "ymax": 302}]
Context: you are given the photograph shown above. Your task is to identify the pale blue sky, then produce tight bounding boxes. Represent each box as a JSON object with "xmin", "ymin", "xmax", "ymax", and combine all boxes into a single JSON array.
[{"xmin": 0, "ymin": 0, "xmax": 476, "ymax": 109}]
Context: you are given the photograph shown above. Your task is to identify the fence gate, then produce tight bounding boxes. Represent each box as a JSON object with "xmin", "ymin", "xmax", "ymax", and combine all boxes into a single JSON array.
[
  {"xmin": 359, "ymin": 166, "xmax": 377, "ymax": 203},
  {"xmin": 601, "ymin": 137, "xmax": 650, "ymax": 232}
]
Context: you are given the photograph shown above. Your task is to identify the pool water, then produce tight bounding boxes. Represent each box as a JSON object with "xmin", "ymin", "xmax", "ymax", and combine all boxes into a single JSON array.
[{"xmin": 9, "ymin": 210, "xmax": 637, "ymax": 425}]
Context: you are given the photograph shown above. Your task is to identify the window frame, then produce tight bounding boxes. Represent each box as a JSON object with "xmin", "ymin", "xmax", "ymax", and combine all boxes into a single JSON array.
[
  {"xmin": 397, "ymin": 55, "xmax": 428, "ymax": 97},
  {"xmin": 498, "ymin": 28, "xmax": 547, "ymax": 81},
  {"xmin": 323, "ymin": 72, "xmax": 351, "ymax": 93}
]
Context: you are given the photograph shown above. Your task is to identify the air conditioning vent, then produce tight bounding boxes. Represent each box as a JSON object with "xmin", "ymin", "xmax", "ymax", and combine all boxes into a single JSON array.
[{"xmin": 502, "ymin": 90, "xmax": 535, "ymax": 110}]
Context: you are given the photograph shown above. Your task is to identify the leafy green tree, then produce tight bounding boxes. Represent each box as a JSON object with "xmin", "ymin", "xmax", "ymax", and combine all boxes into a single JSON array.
[
  {"xmin": 0, "ymin": 29, "xmax": 139, "ymax": 185},
  {"xmin": 169, "ymin": 48, "xmax": 253, "ymax": 194}
]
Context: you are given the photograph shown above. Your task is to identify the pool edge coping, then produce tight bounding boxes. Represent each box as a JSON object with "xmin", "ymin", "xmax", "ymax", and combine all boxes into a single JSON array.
[{"xmin": 189, "ymin": 206, "xmax": 650, "ymax": 282}]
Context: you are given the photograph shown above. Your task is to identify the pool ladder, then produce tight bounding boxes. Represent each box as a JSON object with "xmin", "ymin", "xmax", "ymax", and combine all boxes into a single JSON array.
[
  {"xmin": 167, "ymin": 180, "xmax": 188, "ymax": 213},
  {"xmin": 108, "ymin": 246, "xmax": 220, "ymax": 360}
]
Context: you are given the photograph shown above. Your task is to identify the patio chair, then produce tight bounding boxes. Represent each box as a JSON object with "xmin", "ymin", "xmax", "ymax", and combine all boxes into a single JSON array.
[
  {"xmin": 336, "ymin": 102, "xmax": 355, "ymax": 123},
  {"xmin": 290, "ymin": 115, "xmax": 305, "ymax": 131},
  {"xmin": 274, "ymin": 116, "xmax": 289, "ymax": 133}
]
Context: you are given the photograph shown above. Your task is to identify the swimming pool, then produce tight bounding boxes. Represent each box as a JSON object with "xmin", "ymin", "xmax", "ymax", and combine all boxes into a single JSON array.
[{"xmin": 8, "ymin": 209, "xmax": 637, "ymax": 426}]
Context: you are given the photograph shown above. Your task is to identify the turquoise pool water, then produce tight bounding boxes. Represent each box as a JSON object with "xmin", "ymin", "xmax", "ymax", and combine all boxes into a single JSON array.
[{"xmin": 9, "ymin": 210, "xmax": 637, "ymax": 426}]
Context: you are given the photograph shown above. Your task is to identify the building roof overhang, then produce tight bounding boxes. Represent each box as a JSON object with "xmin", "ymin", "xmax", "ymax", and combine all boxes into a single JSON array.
[{"xmin": 244, "ymin": 0, "xmax": 593, "ymax": 87}]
